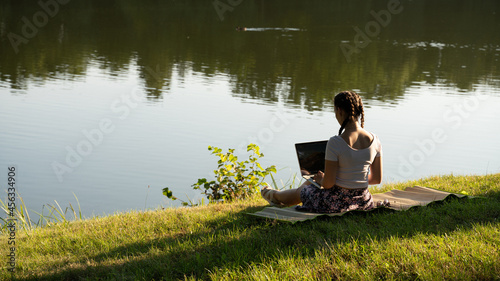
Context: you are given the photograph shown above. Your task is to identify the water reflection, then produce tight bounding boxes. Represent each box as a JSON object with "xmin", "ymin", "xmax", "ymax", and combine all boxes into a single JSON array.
[
  {"xmin": 1, "ymin": 0, "xmax": 499, "ymax": 107},
  {"xmin": 1, "ymin": 1, "xmax": 500, "ymax": 218}
]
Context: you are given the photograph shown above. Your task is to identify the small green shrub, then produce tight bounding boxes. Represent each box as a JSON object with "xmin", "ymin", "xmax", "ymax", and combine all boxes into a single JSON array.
[{"xmin": 163, "ymin": 144, "xmax": 276, "ymax": 206}]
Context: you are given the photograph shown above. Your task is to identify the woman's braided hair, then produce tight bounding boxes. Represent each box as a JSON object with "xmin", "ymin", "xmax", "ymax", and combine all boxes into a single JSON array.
[{"xmin": 334, "ymin": 91, "xmax": 365, "ymax": 136}]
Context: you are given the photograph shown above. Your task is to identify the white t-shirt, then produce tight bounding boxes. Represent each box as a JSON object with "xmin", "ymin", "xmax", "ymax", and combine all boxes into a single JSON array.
[{"xmin": 325, "ymin": 133, "xmax": 382, "ymax": 189}]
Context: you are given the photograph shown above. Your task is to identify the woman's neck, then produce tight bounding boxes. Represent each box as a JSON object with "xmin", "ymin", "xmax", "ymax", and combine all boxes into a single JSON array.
[{"xmin": 343, "ymin": 119, "xmax": 361, "ymax": 131}]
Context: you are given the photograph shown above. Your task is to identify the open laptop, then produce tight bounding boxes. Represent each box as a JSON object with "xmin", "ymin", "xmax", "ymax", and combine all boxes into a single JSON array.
[{"xmin": 295, "ymin": 140, "xmax": 328, "ymax": 188}]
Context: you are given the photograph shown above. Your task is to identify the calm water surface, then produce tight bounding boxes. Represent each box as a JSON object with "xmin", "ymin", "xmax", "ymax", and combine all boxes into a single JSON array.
[{"xmin": 1, "ymin": 0, "xmax": 499, "ymax": 218}]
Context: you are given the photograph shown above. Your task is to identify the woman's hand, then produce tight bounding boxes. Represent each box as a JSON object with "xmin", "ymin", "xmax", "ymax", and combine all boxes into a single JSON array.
[{"xmin": 314, "ymin": 171, "xmax": 324, "ymax": 186}]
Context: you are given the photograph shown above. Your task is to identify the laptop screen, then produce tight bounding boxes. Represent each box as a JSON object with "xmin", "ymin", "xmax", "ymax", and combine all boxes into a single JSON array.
[{"xmin": 295, "ymin": 140, "xmax": 328, "ymax": 176}]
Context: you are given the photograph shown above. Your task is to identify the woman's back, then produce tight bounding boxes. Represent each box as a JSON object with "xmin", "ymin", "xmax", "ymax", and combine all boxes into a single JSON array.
[
  {"xmin": 340, "ymin": 128, "xmax": 374, "ymax": 150},
  {"xmin": 326, "ymin": 129, "xmax": 382, "ymax": 189}
]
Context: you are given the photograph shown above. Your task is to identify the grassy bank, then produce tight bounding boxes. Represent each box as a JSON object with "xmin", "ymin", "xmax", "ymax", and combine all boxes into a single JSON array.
[{"xmin": 1, "ymin": 173, "xmax": 499, "ymax": 280}]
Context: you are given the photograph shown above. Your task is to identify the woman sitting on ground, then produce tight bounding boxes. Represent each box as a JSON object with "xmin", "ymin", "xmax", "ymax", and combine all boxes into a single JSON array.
[{"xmin": 261, "ymin": 91, "xmax": 383, "ymax": 213}]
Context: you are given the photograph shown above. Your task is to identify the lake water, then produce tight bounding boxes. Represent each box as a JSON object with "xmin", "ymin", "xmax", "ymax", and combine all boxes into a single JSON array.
[{"xmin": 1, "ymin": 0, "xmax": 499, "ymax": 219}]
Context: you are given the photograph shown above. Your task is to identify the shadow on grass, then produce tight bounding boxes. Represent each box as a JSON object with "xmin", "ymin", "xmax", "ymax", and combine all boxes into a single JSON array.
[{"xmin": 21, "ymin": 195, "xmax": 500, "ymax": 280}]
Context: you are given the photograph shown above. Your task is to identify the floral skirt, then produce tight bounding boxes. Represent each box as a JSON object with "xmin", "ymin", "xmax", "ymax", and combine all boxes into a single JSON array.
[{"xmin": 296, "ymin": 184, "xmax": 374, "ymax": 213}]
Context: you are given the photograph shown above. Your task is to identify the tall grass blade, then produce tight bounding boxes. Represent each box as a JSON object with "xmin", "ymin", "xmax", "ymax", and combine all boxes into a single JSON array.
[
  {"xmin": 52, "ymin": 200, "xmax": 68, "ymax": 223},
  {"xmin": 18, "ymin": 195, "xmax": 33, "ymax": 231},
  {"xmin": 70, "ymin": 192, "xmax": 83, "ymax": 220},
  {"xmin": 1, "ymin": 192, "xmax": 83, "ymax": 233},
  {"xmin": 269, "ymin": 173, "xmax": 279, "ymax": 190}
]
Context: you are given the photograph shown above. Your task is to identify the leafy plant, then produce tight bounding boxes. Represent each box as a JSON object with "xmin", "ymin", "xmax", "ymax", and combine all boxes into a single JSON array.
[{"xmin": 163, "ymin": 144, "xmax": 276, "ymax": 206}]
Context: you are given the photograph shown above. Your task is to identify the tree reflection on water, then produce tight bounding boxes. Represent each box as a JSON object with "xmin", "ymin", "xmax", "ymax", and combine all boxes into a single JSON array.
[{"xmin": 1, "ymin": 0, "xmax": 499, "ymax": 108}]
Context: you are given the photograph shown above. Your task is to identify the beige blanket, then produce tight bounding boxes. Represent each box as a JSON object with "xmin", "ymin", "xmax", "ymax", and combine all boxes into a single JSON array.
[{"xmin": 249, "ymin": 186, "xmax": 467, "ymax": 223}]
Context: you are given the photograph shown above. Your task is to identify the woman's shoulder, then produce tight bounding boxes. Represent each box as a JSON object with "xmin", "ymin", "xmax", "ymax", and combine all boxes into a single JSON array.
[
  {"xmin": 369, "ymin": 132, "xmax": 381, "ymax": 143},
  {"xmin": 328, "ymin": 135, "xmax": 344, "ymax": 144},
  {"xmin": 368, "ymin": 132, "xmax": 383, "ymax": 152},
  {"xmin": 329, "ymin": 135, "xmax": 342, "ymax": 141},
  {"xmin": 326, "ymin": 135, "xmax": 346, "ymax": 150}
]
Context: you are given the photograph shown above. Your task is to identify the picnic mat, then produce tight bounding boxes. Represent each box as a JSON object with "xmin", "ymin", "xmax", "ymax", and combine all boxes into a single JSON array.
[{"xmin": 249, "ymin": 186, "xmax": 467, "ymax": 223}]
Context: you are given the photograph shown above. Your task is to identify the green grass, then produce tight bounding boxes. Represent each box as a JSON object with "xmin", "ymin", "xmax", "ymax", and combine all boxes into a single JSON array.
[
  {"xmin": 0, "ymin": 192, "xmax": 82, "ymax": 234},
  {"xmin": 1, "ymin": 173, "xmax": 499, "ymax": 280}
]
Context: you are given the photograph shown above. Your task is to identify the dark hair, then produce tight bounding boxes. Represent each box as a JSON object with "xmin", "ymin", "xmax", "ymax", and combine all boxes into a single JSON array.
[{"xmin": 334, "ymin": 91, "xmax": 365, "ymax": 135}]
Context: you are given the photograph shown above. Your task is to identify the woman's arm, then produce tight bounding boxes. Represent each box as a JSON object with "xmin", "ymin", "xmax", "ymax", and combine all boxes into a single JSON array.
[
  {"xmin": 368, "ymin": 156, "xmax": 383, "ymax": 185},
  {"xmin": 315, "ymin": 159, "xmax": 338, "ymax": 189}
]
